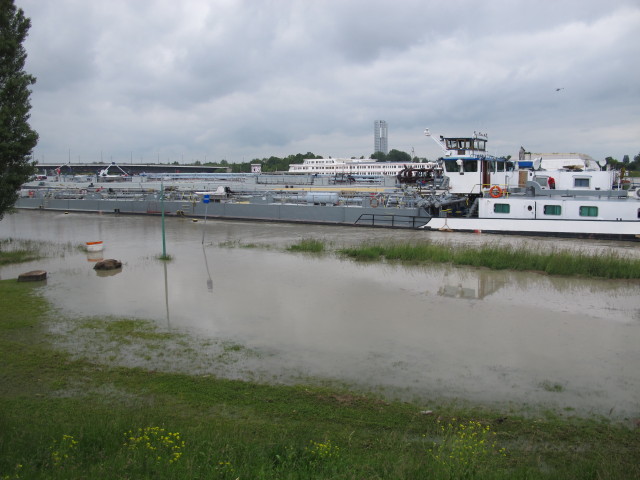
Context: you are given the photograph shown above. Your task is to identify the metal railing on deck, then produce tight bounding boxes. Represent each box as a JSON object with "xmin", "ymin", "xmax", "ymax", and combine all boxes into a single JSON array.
[{"xmin": 354, "ymin": 213, "xmax": 431, "ymax": 229}]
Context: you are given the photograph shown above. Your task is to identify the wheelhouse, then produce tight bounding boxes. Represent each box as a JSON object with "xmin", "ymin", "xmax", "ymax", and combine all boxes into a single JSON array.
[{"xmin": 438, "ymin": 138, "xmax": 513, "ymax": 194}]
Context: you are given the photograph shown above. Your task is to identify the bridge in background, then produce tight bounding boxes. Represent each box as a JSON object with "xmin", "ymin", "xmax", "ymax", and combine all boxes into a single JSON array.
[{"xmin": 35, "ymin": 163, "xmax": 229, "ymax": 176}]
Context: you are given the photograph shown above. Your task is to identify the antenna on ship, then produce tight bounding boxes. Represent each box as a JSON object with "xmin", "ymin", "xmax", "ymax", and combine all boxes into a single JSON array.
[
  {"xmin": 596, "ymin": 158, "xmax": 607, "ymax": 170},
  {"xmin": 424, "ymin": 127, "xmax": 447, "ymax": 153}
]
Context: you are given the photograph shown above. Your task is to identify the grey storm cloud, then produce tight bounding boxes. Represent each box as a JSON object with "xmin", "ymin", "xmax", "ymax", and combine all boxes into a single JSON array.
[{"xmin": 17, "ymin": 0, "xmax": 640, "ymax": 164}]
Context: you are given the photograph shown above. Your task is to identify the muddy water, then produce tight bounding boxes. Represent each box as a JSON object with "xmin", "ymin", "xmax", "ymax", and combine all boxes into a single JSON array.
[{"xmin": 1, "ymin": 210, "xmax": 639, "ymax": 419}]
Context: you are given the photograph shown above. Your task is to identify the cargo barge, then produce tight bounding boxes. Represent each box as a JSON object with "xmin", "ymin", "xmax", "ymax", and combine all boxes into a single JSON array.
[
  {"xmin": 16, "ymin": 131, "xmax": 640, "ymax": 239},
  {"xmin": 15, "ymin": 183, "xmax": 433, "ymax": 229}
]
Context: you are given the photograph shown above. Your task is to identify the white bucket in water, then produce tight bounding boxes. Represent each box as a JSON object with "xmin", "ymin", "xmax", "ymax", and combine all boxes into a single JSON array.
[{"xmin": 86, "ymin": 241, "xmax": 104, "ymax": 252}]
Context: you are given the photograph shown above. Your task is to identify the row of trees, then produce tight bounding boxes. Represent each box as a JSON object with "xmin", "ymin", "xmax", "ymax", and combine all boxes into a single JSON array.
[
  {"xmin": 210, "ymin": 152, "xmax": 324, "ymax": 173},
  {"xmin": 371, "ymin": 149, "xmax": 416, "ymax": 163},
  {"xmin": 606, "ymin": 154, "xmax": 640, "ymax": 172}
]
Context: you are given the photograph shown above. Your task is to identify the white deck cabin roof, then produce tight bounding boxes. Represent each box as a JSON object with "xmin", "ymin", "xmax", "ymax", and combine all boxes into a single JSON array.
[{"xmin": 520, "ymin": 151, "xmax": 598, "ymax": 170}]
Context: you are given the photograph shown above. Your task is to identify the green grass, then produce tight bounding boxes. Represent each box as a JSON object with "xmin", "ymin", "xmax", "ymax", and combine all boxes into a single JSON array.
[
  {"xmin": 539, "ymin": 380, "xmax": 566, "ymax": 393},
  {"xmin": 287, "ymin": 238, "xmax": 326, "ymax": 253},
  {"xmin": 334, "ymin": 241, "xmax": 640, "ymax": 279},
  {"xmin": 218, "ymin": 240, "xmax": 267, "ymax": 249},
  {"xmin": 0, "ymin": 238, "xmax": 80, "ymax": 266},
  {"xmin": 0, "ymin": 239, "xmax": 43, "ymax": 265},
  {"xmin": 0, "ymin": 279, "xmax": 639, "ymax": 479}
]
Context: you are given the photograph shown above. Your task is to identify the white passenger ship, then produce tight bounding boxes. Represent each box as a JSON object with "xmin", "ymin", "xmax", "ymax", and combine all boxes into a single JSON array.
[{"xmin": 288, "ymin": 157, "xmax": 436, "ymax": 177}]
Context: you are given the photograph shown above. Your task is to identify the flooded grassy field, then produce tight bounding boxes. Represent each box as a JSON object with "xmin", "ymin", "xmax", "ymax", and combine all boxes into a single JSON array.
[{"xmin": 1, "ymin": 210, "xmax": 639, "ymax": 419}]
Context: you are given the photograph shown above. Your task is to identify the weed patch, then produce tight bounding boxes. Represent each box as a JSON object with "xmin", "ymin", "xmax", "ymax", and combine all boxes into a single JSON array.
[
  {"xmin": 336, "ymin": 241, "xmax": 640, "ymax": 279},
  {"xmin": 287, "ymin": 238, "xmax": 326, "ymax": 253}
]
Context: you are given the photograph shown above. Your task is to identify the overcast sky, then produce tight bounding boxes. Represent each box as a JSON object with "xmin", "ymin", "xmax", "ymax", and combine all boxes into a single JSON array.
[{"xmin": 17, "ymin": 0, "xmax": 640, "ymax": 165}]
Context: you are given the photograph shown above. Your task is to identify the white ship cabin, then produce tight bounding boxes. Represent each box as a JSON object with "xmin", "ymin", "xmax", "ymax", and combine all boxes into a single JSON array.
[
  {"xmin": 428, "ymin": 132, "xmax": 517, "ymax": 195},
  {"xmin": 524, "ymin": 169, "xmax": 616, "ymax": 191},
  {"xmin": 518, "ymin": 150, "xmax": 599, "ymax": 171},
  {"xmin": 427, "ymin": 132, "xmax": 615, "ymax": 195},
  {"xmin": 512, "ymin": 152, "xmax": 617, "ymax": 190},
  {"xmin": 440, "ymin": 134, "xmax": 489, "ymax": 157},
  {"xmin": 478, "ymin": 193, "xmax": 640, "ymax": 222},
  {"xmin": 288, "ymin": 157, "xmax": 432, "ymax": 176}
]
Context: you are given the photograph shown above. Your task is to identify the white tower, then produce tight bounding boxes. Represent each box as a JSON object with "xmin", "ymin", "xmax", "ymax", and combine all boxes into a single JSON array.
[{"xmin": 374, "ymin": 120, "xmax": 388, "ymax": 154}]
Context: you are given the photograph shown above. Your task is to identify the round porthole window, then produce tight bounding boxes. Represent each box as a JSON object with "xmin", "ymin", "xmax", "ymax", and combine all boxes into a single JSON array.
[{"xmin": 527, "ymin": 205, "xmax": 533, "ymax": 211}]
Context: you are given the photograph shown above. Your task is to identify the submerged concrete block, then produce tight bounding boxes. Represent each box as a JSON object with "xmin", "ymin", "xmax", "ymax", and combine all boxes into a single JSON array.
[
  {"xmin": 17, "ymin": 270, "xmax": 47, "ymax": 282},
  {"xmin": 93, "ymin": 259, "xmax": 122, "ymax": 271}
]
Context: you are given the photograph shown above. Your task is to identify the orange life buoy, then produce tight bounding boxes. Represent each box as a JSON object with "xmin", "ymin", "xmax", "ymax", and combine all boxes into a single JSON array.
[
  {"xmin": 489, "ymin": 185, "xmax": 503, "ymax": 198},
  {"xmin": 370, "ymin": 198, "xmax": 379, "ymax": 208},
  {"xmin": 28, "ymin": 190, "xmax": 34, "ymax": 197}
]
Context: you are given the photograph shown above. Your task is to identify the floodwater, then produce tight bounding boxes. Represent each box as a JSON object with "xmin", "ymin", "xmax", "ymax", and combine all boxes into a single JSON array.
[{"xmin": 1, "ymin": 210, "xmax": 639, "ymax": 419}]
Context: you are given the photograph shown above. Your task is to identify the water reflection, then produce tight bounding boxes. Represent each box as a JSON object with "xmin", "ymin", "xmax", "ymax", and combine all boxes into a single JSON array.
[
  {"xmin": 163, "ymin": 261, "xmax": 171, "ymax": 328},
  {"xmin": 202, "ymin": 245, "xmax": 213, "ymax": 292},
  {"xmin": 86, "ymin": 251, "xmax": 104, "ymax": 263},
  {"xmin": 1, "ymin": 210, "xmax": 639, "ymax": 418},
  {"xmin": 438, "ymin": 269, "xmax": 507, "ymax": 299},
  {"xmin": 95, "ymin": 268, "xmax": 122, "ymax": 278}
]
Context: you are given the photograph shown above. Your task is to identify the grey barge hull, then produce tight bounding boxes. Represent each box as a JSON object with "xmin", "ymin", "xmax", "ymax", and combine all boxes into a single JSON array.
[{"xmin": 15, "ymin": 196, "xmax": 431, "ymax": 229}]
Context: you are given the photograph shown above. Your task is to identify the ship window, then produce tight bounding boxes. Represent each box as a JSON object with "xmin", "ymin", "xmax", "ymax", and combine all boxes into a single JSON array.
[
  {"xmin": 463, "ymin": 160, "xmax": 478, "ymax": 172},
  {"xmin": 574, "ymin": 178, "xmax": 590, "ymax": 188},
  {"xmin": 579, "ymin": 206, "xmax": 598, "ymax": 217},
  {"xmin": 488, "ymin": 160, "xmax": 505, "ymax": 172},
  {"xmin": 494, "ymin": 203, "xmax": 510, "ymax": 214},
  {"xmin": 443, "ymin": 160, "xmax": 458, "ymax": 172},
  {"xmin": 543, "ymin": 205, "xmax": 561, "ymax": 215}
]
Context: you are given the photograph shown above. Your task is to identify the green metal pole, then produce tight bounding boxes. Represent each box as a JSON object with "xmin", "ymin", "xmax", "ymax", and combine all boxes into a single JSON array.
[
  {"xmin": 161, "ymin": 179, "xmax": 166, "ymax": 258},
  {"xmin": 201, "ymin": 202, "xmax": 208, "ymax": 244}
]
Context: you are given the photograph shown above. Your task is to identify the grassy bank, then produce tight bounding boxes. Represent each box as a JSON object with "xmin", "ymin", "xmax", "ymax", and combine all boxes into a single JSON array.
[
  {"xmin": 0, "ymin": 280, "xmax": 638, "ymax": 479},
  {"xmin": 0, "ymin": 238, "xmax": 80, "ymax": 266},
  {"xmin": 287, "ymin": 238, "xmax": 640, "ymax": 279},
  {"xmin": 0, "ymin": 239, "xmax": 43, "ymax": 265}
]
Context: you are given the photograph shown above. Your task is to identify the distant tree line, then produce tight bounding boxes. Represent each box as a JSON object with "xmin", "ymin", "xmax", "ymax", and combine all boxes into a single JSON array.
[
  {"xmin": 606, "ymin": 153, "xmax": 640, "ymax": 174},
  {"xmin": 371, "ymin": 149, "xmax": 422, "ymax": 163},
  {"xmin": 199, "ymin": 152, "xmax": 321, "ymax": 173}
]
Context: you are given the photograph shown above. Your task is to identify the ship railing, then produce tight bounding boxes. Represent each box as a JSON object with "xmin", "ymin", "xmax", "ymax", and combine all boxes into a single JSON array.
[
  {"xmin": 354, "ymin": 213, "xmax": 432, "ymax": 229},
  {"xmin": 256, "ymin": 175, "xmax": 315, "ymax": 186}
]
